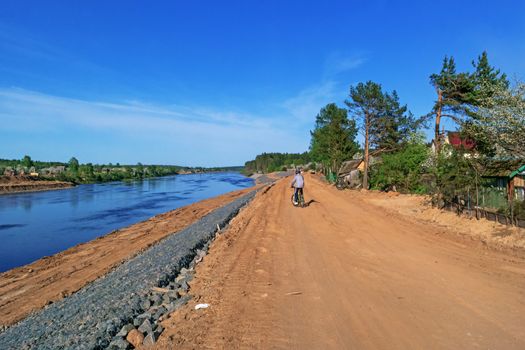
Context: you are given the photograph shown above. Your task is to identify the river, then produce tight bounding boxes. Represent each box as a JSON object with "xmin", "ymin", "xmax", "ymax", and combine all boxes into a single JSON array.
[{"xmin": 0, "ymin": 172, "xmax": 253, "ymax": 273}]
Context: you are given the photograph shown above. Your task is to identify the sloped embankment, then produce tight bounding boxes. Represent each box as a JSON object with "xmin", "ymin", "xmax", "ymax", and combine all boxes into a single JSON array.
[
  {"xmin": 0, "ymin": 180, "xmax": 74, "ymax": 194},
  {"xmin": 0, "ymin": 190, "xmax": 256, "ymax": 349}
]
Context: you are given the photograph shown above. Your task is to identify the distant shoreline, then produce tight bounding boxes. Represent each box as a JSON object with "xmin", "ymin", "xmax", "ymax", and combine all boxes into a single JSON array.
[
  {"xmin": 0, "ymin": 180, "xmax": 75, "ymax": 195},
  {"xmin": 0, "ymin": 170, "xmax": 250, "ymax": 195}
]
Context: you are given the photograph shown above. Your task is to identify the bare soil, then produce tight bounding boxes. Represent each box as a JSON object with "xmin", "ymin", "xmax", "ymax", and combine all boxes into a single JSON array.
[
  {"xmin": 0, "ymin": 177, "xmax": 74, "ymax": 194},
  {"xmin": 357, "ymin": 190, "xmax": 525, "ymax": 255},
  {"xmin": 0, "ymin": 187, "xmax": 255, "ymax": 327},
  {"xmin": 155, "ymin": 174, "xmax": 525, "ymax": 349}
]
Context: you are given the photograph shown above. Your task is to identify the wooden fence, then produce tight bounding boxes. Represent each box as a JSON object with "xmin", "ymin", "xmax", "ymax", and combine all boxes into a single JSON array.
[{"xmin": 443, "ymin": 202, "xmax": 525, "ymax": 229}]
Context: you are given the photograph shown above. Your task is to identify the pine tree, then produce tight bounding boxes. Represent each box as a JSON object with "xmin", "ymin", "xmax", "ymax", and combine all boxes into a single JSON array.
[
  {"xmin": 370, "ymin": 90, "xmax": 416, "ymax": 153},
  {"xmin": 346, "ymin": 81, "xmax": 415, "ymax": 189},
  {"xmin": 22, "ymin": 155, "xmax": 34, "ymax": 168},
  {"xmin": 68, "ymin": 157, "xmax": 79, "ymax": 174},
  {"xmin": 310, "ymin": 103, "xmax": 359, "ymax": 174},
  {"xmin": 428, "ymin": 56, "xmax": 475, "ymax": 153}
]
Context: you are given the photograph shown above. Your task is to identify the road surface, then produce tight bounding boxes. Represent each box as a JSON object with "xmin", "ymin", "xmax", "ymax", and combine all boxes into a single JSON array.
[{"xmin": 156, "ymin": 174, "xmax": 525, "ymax": 349}]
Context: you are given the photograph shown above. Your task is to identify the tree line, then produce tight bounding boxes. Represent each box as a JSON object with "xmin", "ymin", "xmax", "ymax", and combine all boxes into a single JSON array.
[
  {"xmin": 244, "ymin": 152, "xmax": 312, "ymax": 174},
  {"xmin": 0, "ymin": 156, "xmax": 241, "ymax": 184}
]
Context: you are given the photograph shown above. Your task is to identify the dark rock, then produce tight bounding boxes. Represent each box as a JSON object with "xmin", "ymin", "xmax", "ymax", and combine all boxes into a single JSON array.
[
  {"xmin": 130, "ymin": 296, "xmax": 142, "ymax": 312},
  {"xmin": 180, "ymin": 280, "xmax": 190, "ymax": 292},
  {"xmin": 168, "ymin": 282, "xmax": 181, "ymax": 290},
  {"xmin": 153, "ymin": 306, "xmax": 167, "ymax": 320},
  {"xmin": 179, "ymin": 267, "xmax": 192, "ymax": 276},
  {"xmin": 154, "ymin": 325, "xmax": 164, "ymax": 338},
  {"xmin": 141, "ymin": 299, "xmax": 152, "ymax": 310},
  {"xmin": 151, "ymin": 294, "xmax": 162, "ymax": 306},
  {"xmin": 167, "ymin": 294, "xmax": 192, "ymax": 312},
  {"xmin": 138, "ymin": 319, "xmax": 153, "ymax": 334},
  {"xmin": 143, "ymin": 332, "xmax": 157, "ymax": 346},
  {"xmin": 137, "ymin": 312, "xmax": 152, "ymax": 322},
  {"xmin": 108, "ymin": 337, "xmax": 130, "ymax": 350},
  {"xmin": 116, "ymin": 324, "xmax": 135, "ymax": 337},
  {"xmin": 98, "ymin": 338, "xmax": 111, "ymax": 348},
  {"xmin": 106, "ymin": 320, "xmax": 118, "ymax": 335},
  {"xmin": 163, "ymin": 291, "xmax": 180, "ymax": 304}
]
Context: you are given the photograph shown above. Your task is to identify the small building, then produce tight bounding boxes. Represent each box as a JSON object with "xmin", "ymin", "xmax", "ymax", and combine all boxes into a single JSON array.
[
  {"xmin": 3, "ymin": 167, "xmax": 15, "ymax": 177},
  {"xmin": 431, "ymin": 131, "xmax": 476, "ymax": 156},
  {"xmin": 482, "ymin": 159, "xmax": 525, "ymax": 204},
  {"xmin": 446, "ymin": 131, "xmax": 476, "ymax": 151},
  {"xmin": 338, "ymin": 159, "xmax": 364, "ymax": 176},
  {"xmin": 41, "ymin": 166, "xmax": 66, "ymax": 176},
  {"xmin": 337, "ymin": 159, "xmax": 367, "ymax": 189}
]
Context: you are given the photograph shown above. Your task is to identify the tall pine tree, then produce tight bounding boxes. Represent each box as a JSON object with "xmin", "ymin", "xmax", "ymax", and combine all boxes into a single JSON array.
[
  {"xmin": 310, "ymin": 103, "xmax": 359, "ymax": 174},
  {"xmin": 346, "ymin": 81, "xmax": 415, "ymax": 189},
  {"xmin": 428, "ymin": 56, "xmax": 475, "ymax": 153}
]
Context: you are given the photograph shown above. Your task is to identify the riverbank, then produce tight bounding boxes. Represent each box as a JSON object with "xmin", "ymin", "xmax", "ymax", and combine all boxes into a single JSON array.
[
  {"xmin": 0, "ymin": 189, "xmax": 257, "ymax": 349},
  {"xmin": 0, "ymin": 179, "xmax": 75, "ymax": 195},
  {"xmin": 0, "ymin": 185, "xmax": 258, "ymax": 328}
]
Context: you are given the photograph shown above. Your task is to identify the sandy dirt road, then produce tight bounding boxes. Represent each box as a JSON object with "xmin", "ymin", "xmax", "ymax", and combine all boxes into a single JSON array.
[{"xmin": 156, "ymin": 174, "xmax": 525, "ymax": 349}]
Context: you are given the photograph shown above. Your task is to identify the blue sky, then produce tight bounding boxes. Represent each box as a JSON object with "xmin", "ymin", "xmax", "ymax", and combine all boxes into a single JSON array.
[{"xmin": 1, "ymin": 1, "xmax": 524, "ymax": 166}]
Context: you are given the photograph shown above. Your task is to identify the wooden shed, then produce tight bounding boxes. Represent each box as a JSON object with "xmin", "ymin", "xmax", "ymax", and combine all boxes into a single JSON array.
[{"xmin": 483, "ymin": 160, "xmax": 525, "ymax": 202}]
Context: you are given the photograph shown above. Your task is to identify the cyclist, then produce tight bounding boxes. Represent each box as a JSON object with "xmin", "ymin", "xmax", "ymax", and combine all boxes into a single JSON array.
[{"xmin": 291, "ymin": 168, "xmax": 304, "ymax": 205}]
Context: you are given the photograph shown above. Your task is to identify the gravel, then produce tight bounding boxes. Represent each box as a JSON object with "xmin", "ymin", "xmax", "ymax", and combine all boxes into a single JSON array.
[{"xmin": 0, "ymin": 190, "xmax": 255, "ymax": 349}]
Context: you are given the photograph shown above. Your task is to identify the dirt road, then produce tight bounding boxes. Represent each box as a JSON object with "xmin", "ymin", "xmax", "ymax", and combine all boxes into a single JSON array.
[{"xmin": 156, "ymin": 174, "xmax": 525, "ymax": 349}]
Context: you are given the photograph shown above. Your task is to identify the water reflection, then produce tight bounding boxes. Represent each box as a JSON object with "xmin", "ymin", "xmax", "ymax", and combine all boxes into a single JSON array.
[{"xmin": 0, "ymin": 173, "xmax": 253, "ymax": 272}]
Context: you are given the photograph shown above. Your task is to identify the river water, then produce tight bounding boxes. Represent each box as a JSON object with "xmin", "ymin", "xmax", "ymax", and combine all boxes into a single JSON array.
[{"xmin": 0, "ymin": 172, "xmax": 253, "ymax": 273}]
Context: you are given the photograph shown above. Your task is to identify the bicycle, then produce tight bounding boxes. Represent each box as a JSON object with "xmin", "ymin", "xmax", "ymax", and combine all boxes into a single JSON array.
[{"xmin": 291, "ymin": 188, "xmax": 305, "ymax": 208}]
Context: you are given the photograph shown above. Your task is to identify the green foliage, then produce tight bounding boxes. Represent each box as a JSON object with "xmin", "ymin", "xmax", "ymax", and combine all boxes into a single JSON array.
[
  {"xmin": 346, "ymin": 80, "xmax": 416, "ymax": 153},
  {"xmin": 22, "ymin": 155, "xmax": 34, "ymax": 168},
  {"xmin": 346, "ymin": 81, "xmax": 417, "ymax": 189},
  {"xmin": 309, "ymin": 103, "xmax": 359, "ymax": 173},
  {"xmin": 68, "ymin": 157, "xmax": 79, "ymax": 174},
  {"xmin": 370, "ymin": 136, "xmax": 429, "ymax": 193},
  {"xmin": 470, "ymin": 51, "xmax": 509, "ymax": 103},
  {"xmin": 244, "ymin": 152, "xmax": 311, "ymax": 175},
  {"xmin": 513, "ymin": 200, "xmax": 525, "ymax": 221},
  {"xmin": 370, "ymin": 90, "xmax": 417, "ymax": 153},
  {"xmin": 428, "ymin": 52, "xmax": 509, "ymax": 156},
  {"xmin": 432, "ymin": 145, "xmax": 481, "ymax": 205},
  {"xmin": 135, "ymin": 162, "xmax": 144, "ymax": 179},
  {"xmin": 0, "ymin": 157, "xmax": 232, "ymax": 184},
  {"xmin": 429, "ymin": 56, "xmax": 477, "ymax": 117}
]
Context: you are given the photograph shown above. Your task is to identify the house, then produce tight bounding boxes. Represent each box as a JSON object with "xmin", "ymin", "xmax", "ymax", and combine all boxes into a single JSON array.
[
  {"xmin": 3, "ymin": 167, "xmax": 15, "ymax": 177},
  {"xmin": 431, "ymin": 131, "xmax": 476, "ymax": 155},
  {"xmin": 338, "ymin": 159, "xmax": 364, "ymax": 176},
  {"xmin": 482, "ymin": 159, "xmax": 525, "ymax": 203},
  {"xmin": 337, "ymin": 157, "xmax": 383, "ymax": 189},
  {"xmin": 446, "ymin": 131, "xmax": 476, "ymax": 151},
  {"xmin": 40, "ymin": 166, "xmax": 66, "ymax": 176}
]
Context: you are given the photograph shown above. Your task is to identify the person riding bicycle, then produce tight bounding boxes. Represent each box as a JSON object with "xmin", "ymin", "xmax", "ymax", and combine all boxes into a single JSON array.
[{"xmin": 291, "ymin": 168, "xmax": 304, "ymax": 205}]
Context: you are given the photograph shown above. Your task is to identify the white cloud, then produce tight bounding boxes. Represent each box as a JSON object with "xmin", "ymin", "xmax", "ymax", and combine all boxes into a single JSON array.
[
  {"xmin": 324, "ymin": 52, "xmax": 367, "ymax": 76},
  {"xmin": 0, "ymin": 88, "xmax": 307, "ymax": 166},
  {"xmin": 281, "ymin": 81, "xmax": 340, "ymax": 123}
]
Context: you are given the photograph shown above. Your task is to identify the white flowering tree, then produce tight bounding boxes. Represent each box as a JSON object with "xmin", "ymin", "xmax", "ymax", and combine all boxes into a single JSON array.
[{"xmin": 474, "ymin": 81, "xmax": 525, "ymax": 157}]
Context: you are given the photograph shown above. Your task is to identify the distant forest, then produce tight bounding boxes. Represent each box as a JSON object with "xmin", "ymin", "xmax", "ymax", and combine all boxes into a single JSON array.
[
  {"xmin": 0, "ymin": 156, "xmax": 243, "ymax": 184},
  {"xmin": 243, "ymin": 152, "xmax": 311, "ymax": 175}
]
